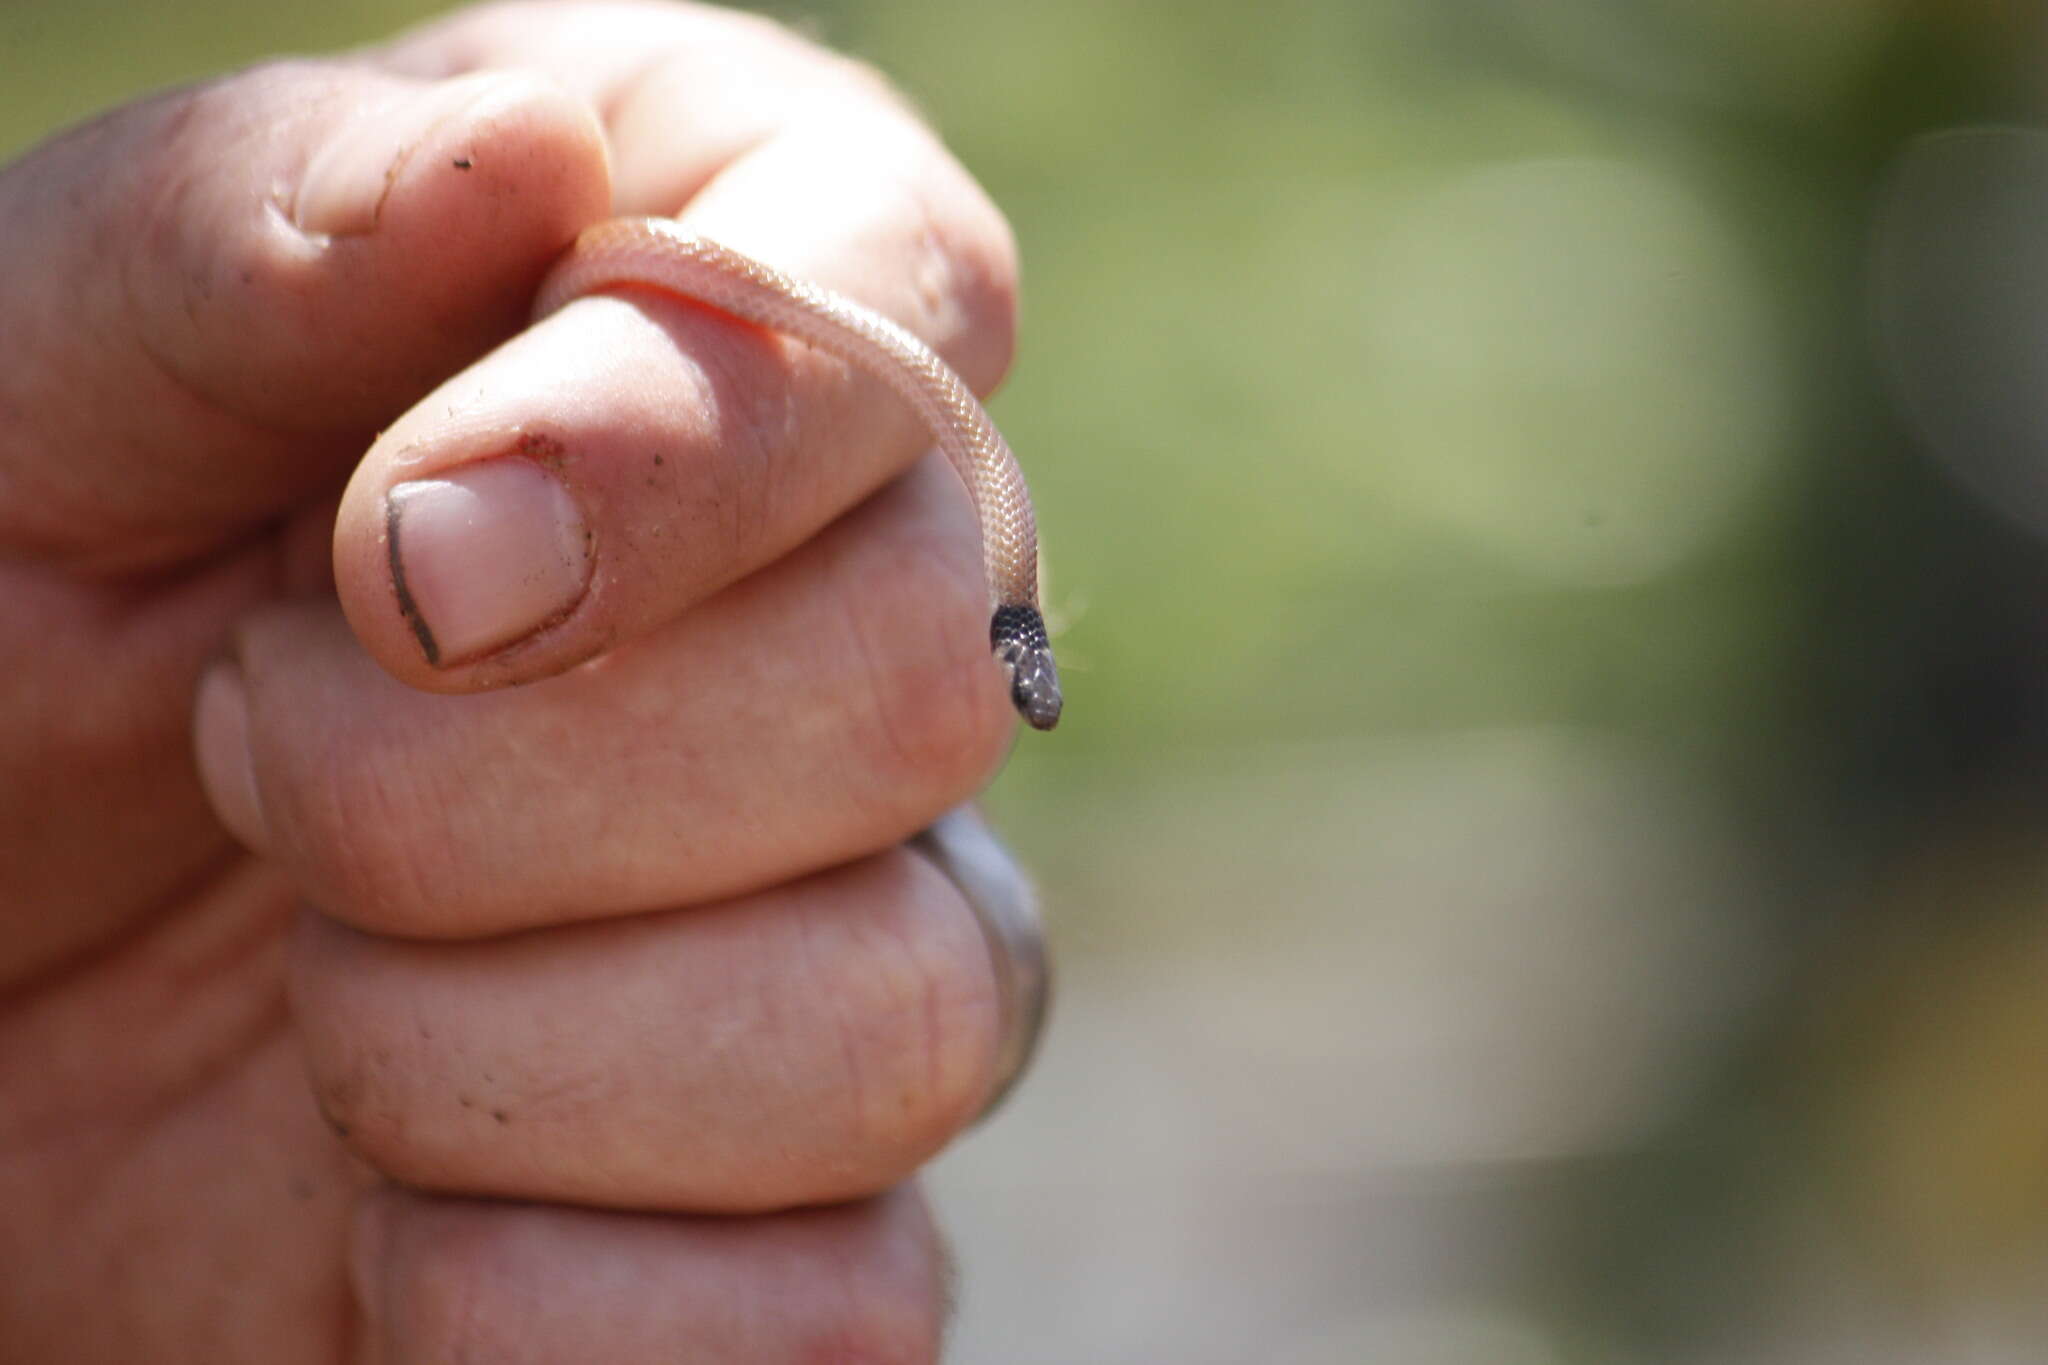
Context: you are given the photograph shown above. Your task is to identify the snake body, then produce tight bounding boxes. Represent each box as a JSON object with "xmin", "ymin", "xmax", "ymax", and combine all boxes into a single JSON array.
[{"xmin": 535, "ymin": 219, "xmax": 1061, "ymax": 731}]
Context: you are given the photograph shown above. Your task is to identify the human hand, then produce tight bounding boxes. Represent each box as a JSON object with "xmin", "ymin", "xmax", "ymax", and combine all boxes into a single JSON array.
[{"xmin": 0, "ymin": 3, "xmax": 1037, "ymax": 1358}]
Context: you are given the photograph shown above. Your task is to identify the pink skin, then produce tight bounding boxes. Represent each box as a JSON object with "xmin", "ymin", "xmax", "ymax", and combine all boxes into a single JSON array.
[{"xmin": 0, "ymin": 3, "xmax": 1026, "ymax": 1360}]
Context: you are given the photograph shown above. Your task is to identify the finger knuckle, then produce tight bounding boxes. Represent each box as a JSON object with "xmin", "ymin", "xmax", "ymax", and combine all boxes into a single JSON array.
[
  {"xmin": 806, "ymin": 1307, "xmax": 944, "ymax": 1365},
  {"xmin": 378, "ymin": 1210, "xmax": 522, "ymax": 1359},
  {"xmin": 799, "ymin": 1194, "xmax": 949, "ymax": 1364},
  {"xmin": 923, "ymin": 173, "xmax": 1022, "ymax": 395},
  {"xmin": 131, "ymin": 63, "xmax": 337, "ymax": 379},
  {"xmin": 269, "ymin": 738, "xmax": 465, "ymax": 932},
  {"xmin": 846, "ymin": 520, "xmax": 1014, "ymax": 803},
  {"xmin": 808, "ymin": 856, "xmax": 1001, "ymax": 1183}
]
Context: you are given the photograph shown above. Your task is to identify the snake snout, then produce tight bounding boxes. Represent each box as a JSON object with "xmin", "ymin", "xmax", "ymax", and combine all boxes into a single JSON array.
[
  {"xmin": 990, "ymin": 604, "xmax": 1062, "ymax": 731},
  {"xmin": 1010, "ymin": 650, "xmax": 1063, "ymax": 731}
]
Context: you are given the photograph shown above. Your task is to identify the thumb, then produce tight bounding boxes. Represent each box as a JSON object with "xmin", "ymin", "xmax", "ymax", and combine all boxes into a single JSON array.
[{"xmin": 0, "ymin": 59, "xmax": 610, "ymax": 572}]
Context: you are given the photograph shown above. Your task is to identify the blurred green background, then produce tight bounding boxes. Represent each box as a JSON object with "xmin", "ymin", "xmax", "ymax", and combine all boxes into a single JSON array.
[{"xmin": 15, "ymin": 1, "xmax": 2048, "ymax": 1360}]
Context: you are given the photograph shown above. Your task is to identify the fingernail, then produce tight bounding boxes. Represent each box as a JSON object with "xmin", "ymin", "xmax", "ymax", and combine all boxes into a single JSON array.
[
  {"xmin": 296, "ymin": 73, "xmax": 512, "ymax": 236},
  {"xmin": 386, "ymin": 459, "xmax": 592, "ymax": 667},
  {"xmin": 194, "ymin": 661, "xmax": 266, "ymax": 849}
]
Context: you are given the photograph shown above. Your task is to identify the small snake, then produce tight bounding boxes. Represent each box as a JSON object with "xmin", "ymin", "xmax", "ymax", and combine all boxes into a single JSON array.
[{"xmin": 534, "ymin": 219, "xmax": 1062, "ymax": 731}]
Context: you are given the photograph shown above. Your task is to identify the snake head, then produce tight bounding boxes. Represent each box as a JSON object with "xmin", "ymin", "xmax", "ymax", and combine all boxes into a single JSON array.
[{"xmin": 990, "ymin": 605, "xmax": 1062, "ymax": 731}]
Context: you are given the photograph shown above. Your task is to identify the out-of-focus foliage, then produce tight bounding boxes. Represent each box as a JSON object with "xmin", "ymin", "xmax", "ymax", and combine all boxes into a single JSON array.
[{"xmin": 14, "ymin": 1, "xmax": 2048, "ymax": 1360}]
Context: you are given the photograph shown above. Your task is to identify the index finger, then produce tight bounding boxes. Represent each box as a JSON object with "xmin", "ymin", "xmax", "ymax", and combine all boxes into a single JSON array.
[{"xmin": 0, "ymin": 57, "xmax": 610, "ymax": 570}]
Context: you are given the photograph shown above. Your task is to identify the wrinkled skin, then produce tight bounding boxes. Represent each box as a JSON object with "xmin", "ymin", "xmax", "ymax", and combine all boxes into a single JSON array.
[{"xmin": 0, "ymin": 3, "xmax": 1028, "ymax": 1359}]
